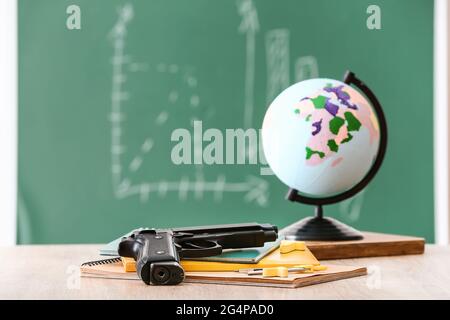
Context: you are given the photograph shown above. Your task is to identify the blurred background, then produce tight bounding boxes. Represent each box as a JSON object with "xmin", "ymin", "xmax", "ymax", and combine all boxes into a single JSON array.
[{"xmin": 1, "ymin": 0, "xmax": 448, "ymax": 245}]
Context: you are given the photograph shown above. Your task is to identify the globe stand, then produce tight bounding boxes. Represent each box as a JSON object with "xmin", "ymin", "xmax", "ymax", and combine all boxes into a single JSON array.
[
  {"xmin": 282, "ymin": 71, "xmax": 388, "ymax": 241},
  {"xmin": 284, "ymin": 193, "xmax": 363, "ymax": 241}
]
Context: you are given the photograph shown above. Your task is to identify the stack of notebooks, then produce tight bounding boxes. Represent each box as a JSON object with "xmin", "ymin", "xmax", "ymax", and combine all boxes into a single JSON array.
[{"xmin": 80, "ymin": 233, "xmax": 366, "ymax": 288}]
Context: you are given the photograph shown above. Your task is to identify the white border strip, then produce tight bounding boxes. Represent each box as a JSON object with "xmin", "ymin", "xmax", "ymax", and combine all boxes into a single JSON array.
[
  {"xmin": 434, "ymin": 0, "xmax": 449, "ymax": 245},
  {"xmin": 0, "ymin": 0, "xmax": 17, "ymax": 246}
]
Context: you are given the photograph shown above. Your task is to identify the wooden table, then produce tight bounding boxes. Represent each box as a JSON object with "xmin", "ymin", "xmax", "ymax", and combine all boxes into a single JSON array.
[{"xmin": 0, "ymin": 244, "xmax": 449, "ymax": 299}]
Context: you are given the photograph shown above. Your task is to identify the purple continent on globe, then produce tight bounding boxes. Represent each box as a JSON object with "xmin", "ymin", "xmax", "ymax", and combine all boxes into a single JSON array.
[
  {"xmin": 324, "ymin": 98, "xmax": 339, "ymax": 116},
  {"xmin": 311, "ymin": 119, "xmax": 322, "ymax": 136},
  {"xmin": 324, "ymin": 85, "xmax": 358, "ymax": 110}
]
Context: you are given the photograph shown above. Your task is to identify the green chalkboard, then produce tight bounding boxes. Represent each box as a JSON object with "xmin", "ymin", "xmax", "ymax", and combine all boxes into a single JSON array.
[{"xmin": 18, "ymin": 0, "xmax": 434, "ymax": 244}]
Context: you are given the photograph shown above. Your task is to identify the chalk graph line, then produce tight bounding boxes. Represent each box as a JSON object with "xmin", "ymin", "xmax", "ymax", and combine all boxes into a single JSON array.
[{"xmin": 238, "ymin": 0, "xmax": 259, "ymax": 129}]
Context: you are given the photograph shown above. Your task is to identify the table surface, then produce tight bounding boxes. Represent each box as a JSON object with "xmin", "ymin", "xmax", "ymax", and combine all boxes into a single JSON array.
[{"xmin": 0, "ymin": 244, "xmax": 449, "ymax": 299}]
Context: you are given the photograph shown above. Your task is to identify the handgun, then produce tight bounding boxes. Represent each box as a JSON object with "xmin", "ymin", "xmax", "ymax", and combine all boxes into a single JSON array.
[{"xmin": 118, "ymin": 222, "xmax": 278, "ymax": 285}]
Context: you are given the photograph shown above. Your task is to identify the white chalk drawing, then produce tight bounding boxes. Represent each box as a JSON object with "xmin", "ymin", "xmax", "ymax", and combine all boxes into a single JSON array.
[
  {"xmin": 168, "ymin": 90, "xmax": 178, "ymax": 103},
  {"xmin": 186, "ymin": 75, "xmax": 198, "ymax": 88},
  {"xmin": 265, "ymin": 29, "xmax": 290, "ymax": 104},
  {"xmin": 129, "ymin": 62, "xmax": 148, "ymax": 72},
  {"xmin": 156, "ymin": 63, "xmax": 199, "ymax": 107},
  {"xmin": 129, "ymin": 138, "xmax": 154, "ymax": 173},
  {"xmin": 155, "ymin": 111, "xmax": 169, "ymax": 125},
  {"xmin": 109, "ymin": 3, "xmax": 269, "ymax": 205},
  {"xmin": 339, "ymin": 189, "xmax": 366, "ymax": 222},
  {"xmin": 116, "ymin": 175, "xmax": 269, "ymax": 207},
  {"xmin": 190, "ymin": 95, "xmax": 200, "ymax": 108},
  {"xmin": 238, "ymin": 0, "xmax": 259, "ymax": 129},
  {"xmin": 109, "ymin": 3, "xmax": 133, "ymax": 190},
  {"xmin": 295, "ymin": 56, "xmax": 319, "ymax": 82}
]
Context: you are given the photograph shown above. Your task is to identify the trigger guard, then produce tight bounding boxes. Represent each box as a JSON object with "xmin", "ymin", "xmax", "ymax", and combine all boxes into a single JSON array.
[{"xmin": 178, "ymin": 240, "xmax": 223, "ymax": 258}]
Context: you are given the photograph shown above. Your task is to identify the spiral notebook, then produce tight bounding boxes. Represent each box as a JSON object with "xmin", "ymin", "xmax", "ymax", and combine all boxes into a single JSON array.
[
  {"xmin": 80, "ymin": 257, "xmax": 366, "ymax": 288},
  {"xmin": 81, "ymin": 257, "xmax": 139, "ymax": 280}
]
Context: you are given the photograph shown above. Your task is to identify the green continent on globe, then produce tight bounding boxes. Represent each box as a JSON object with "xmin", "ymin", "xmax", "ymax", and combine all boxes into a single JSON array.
[
  {"xmin": 306, "ymin": 147, "xmax": 325, "ymax": 160},
  {"xmin": 341, "ymin": 133, "xmax": 353, "ymax": 144},
  {"xmin": 327, "ymin": 139, "xmax": 339, "ymax": 152},
  {"xmin": 311, "ymin": 95, "xmax": 327, "ymax": 109},
  {"xmin": 329, "ymin": 116, "xmax": 345, "ymax": 135},
  {"xmin": 344, "ymin": 111, "xmax": 361, "ymax": 131},
  {"xmin": 294, "ymin": 84, "xmax": 375, "ymax": 166}
]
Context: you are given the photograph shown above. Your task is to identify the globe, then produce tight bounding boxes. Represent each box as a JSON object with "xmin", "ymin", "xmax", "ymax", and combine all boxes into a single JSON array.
[{"xmin": 262, "ymin": 78, "xmax": 381, "ymax": 198}]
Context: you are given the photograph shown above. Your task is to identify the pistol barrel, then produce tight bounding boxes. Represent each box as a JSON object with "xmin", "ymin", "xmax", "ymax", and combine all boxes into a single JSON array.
[{"xmin": 173, "ymin": 222, "xmax": 278, "ymax": 250}]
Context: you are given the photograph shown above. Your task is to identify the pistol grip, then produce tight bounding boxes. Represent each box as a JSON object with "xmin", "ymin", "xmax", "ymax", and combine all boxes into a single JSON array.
[{"xmin": 117, "ymin": 238, "xmax": 139, "ymax": 260}]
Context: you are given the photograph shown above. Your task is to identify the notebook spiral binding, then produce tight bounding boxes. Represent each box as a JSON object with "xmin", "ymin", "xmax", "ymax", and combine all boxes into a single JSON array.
[{"xmin": 81, "ymin": 257, "xmax": 121, "ymax": 267}]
